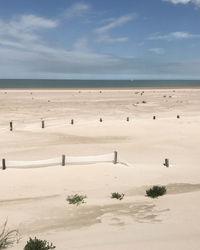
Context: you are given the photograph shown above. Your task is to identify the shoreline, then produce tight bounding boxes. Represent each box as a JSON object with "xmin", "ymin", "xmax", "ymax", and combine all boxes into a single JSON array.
[{"xmin": 1, "ymin": 86, "xmax": 200, "ymax": 91}]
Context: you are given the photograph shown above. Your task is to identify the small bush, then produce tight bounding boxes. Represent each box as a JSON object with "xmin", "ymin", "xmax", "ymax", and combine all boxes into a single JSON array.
[
  {"xmin": 111, "ymin": 192, "xmax": 124, "ymax": 200},
  {"xmin": 0, "ymin": 220, "xmax": 19, "ymax": 249},
  {"xmin": 142, "ymin": 100, "xmax": 147, "ymax": 104},
  {"xmin": 146, "ymin": 186, "xmax": 166, "ymax": 198},
  {"xmin": 66, "ymin": 194, "xmax": 87, "ymax": 206},
  {"xmin": 24, "ymin": 237, "xmax": 55, "ymax": 250}
]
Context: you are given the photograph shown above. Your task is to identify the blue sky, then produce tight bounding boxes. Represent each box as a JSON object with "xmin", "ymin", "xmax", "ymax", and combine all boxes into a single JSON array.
[{"xmin": 0, "ymin": 0, "xmax": 200, "ymax": 79}]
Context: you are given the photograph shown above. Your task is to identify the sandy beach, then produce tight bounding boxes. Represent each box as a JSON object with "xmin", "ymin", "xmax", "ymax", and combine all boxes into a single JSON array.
[{"xmin": 0, "ymin": 88, "xmax": 200, "ymax": 250}]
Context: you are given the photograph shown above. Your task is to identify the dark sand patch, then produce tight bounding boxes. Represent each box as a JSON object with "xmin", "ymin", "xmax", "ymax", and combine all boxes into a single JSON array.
[
  {"xmin": 126, "ymin": 183, "xmax": 200, "ymax": 196},
  {"xmin": 0, "ymin": 194, "xmax": 60, "ymax": 205},
  {"xmin": 19, "ymin": 201, "xmax": 169, "ymax": 234}
]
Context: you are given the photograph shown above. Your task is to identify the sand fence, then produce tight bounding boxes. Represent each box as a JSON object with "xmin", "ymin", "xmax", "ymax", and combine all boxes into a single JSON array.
[{"xmin": 1, "ymin": 152, "xmax": 118, "ymax": 170}]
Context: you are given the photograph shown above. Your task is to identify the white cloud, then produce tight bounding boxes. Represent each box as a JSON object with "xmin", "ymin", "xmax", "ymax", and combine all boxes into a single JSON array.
[
  {"xmin": 73, "ymin": 37, "xmax": 89, "ymax": 52},
  {"xmin": 163, "ymin": 0, "xmax": 190, "ymax": 4},
  {"xmin": 0, "ymin": 12, "xmax": 125, "ymax": 76},
  {"xmin": 0, "ymin": 11, "xmax": 135, "ymax": 77},
  {"xmin": 0, "ymin": 43, "xmax": 123, "ymax": 76},
  {"xmin": 149, "ymin": 48, "xmax": 165, "ymax": 55},
  {"xmin": 1, "ymin": 42, "xmax": 200, "ymax": 79},
  {"xmin": 63, "ymin": 2, "xmax": 91, "ymax": 19},
  {"xmin": 1, "ymin": 11, "xmax": 200, "ymax": 79},
  {"xmin": 0, "ymin": 38, "xmax": 24, "ymax": 48},
  {"xmin": 148, "ymin": 31, "xmax": 200, "ymax": 40},
  {"xmin": 95, "ymin": 14, "xmax": 136, "ymax": 44},
  {"xmin": 95, "ymin": 14, "xmax": 136, "ymax": 34},
  {"xmin": 163, "ymin": 0, "xmax": 200, "ymax": 7},
  {"xmin": 96, "ymin": 34, "xmax": 129, "ymax": 43},
  {"xmin": 18, "ymin": 15, "xmax": 58, "ymax": 30},
  {"xmin": 0, "ymin": 14, "xmax": 58, "ymax": 41},
  {"xmin": 0, "ymin": 13, "xmax": 122, "ymax": 76}
]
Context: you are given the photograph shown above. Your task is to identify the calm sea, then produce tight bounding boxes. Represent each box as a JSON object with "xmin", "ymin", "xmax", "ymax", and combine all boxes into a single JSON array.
[{"xmin": 0, "ymin": 79, "xmax": 200, "ymax": 88}]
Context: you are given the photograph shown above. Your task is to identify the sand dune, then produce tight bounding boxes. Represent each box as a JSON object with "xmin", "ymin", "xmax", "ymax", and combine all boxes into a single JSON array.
[{"xmin": 0, "ymin": 88, "xmax": 200, "ymax": 249}]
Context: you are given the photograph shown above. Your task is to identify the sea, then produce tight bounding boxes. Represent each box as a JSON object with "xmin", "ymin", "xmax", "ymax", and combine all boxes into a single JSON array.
[{"xmin": 0, "ymin": 79, "xmax": 200, "ymax": 88}]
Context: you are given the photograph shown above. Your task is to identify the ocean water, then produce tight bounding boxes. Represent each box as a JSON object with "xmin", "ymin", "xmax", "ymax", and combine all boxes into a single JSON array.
[{"xmin": 0, "ymin": 79, "xmax": 200, "ymax": 88}]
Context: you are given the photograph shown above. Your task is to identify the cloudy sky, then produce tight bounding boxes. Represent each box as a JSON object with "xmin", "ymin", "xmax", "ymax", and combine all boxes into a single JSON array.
[{"xmin": 0, "ymin": 0, "xmax": 200, "ymax": 79}]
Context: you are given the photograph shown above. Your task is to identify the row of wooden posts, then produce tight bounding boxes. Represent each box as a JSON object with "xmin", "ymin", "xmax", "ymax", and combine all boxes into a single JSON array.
[
  {"xmin": 1, "ymin": 151, "xmax": 118, "ymax": 170},
  {"xmin": 8, "ymin": 115, "xmax": 181, "ymax": 131}
]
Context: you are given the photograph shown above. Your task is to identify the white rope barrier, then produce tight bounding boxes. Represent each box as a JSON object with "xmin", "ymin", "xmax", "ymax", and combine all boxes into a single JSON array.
[
  {"xmin": 66, "ymin": 153, "xmax": 115, "ymax": 165},
  {"xmin": 6, "ymin": 157, "xmax": 61, "ymax": 169}
]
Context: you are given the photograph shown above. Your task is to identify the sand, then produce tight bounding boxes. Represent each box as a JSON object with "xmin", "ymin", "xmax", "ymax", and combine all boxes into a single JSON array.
[{"xmin": 0, "ymin": 88, "xmax": 200, "ymax": 249}]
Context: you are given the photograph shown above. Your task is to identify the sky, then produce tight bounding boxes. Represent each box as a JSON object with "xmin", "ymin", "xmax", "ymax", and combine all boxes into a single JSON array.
[{"xmin": 0, "ymin": 0, "xmax": 200, "ymax": 79}]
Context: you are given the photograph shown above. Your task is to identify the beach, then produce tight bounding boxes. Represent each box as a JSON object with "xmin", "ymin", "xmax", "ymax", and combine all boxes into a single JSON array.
[{"xmin": 0, "ymin": 88, "xmax": 200, "ymax": 250}]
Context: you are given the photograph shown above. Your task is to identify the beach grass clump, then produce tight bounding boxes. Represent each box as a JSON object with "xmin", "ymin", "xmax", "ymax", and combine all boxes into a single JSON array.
[
  {"xmin": 24, "ymin": 237, "xmax": 55, "ymax": 250},
  {"xmin": 146, "ymin": 186, "xmax": 166, "ymax": 198},
  {"xmin": 0, "ymin": 220, "xmax": 19, "ymax": 249},
  {"xmin": 66, "ymin": 194, "xmax": 87, "ymax": 206},
  {"xmin": 111, "ymin": 192, "xmax": 125, "ymax": 200}
]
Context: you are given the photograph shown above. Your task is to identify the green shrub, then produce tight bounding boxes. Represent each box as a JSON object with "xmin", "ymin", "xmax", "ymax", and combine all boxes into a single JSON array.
[
  {"xmin": 146, "ymin": 186, "xmax": 166, "ymax": 198},
  {"xmin": 0, "ymin": 220, "xmax": 19, "ymax": 249},
  {"xmin": 24, "ymin": 237, "xmax": 55, "ymax": 250},
  {"xmin": 111, "ymin": 192, "xmax": 125, "ymax": 200},
  {"xmin": 66, "ymin": 194, "xmax": 87, "ymax": 206}
]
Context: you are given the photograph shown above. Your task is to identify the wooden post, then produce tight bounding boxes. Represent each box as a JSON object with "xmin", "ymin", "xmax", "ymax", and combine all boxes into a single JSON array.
[
  {"xmin": 113, "ymin": 151, "xmax": 118, "ymax": 164},
  {"xmin": 42, "ymin": 120, "xmax": 45, "ymax": 129},
  {"xmin": 71, "ymin": 119, "xmax": 74, "ymax": 125},
  {"xmin": 126, "ymin": 117, "xmax": 129, "ymax": 122},
  {"xmin": 164, "ymin": 158, "xmax": 169, "ymax": 168},
  {"xmin": 2, "ymin": 159, "xmax": 6, "ymax": 170},
  {"xmin": 10, "ymin": 121, "xmax": 13, "ymax": 131},
  {"xmin": 62, "ymin": 155, "xmax": 66, "ymax": 166},
  {"xmin": 153, "ymin": 116, "xmax": 156, "ymax": 120},
  {"xmin": 100, "ymin": 118, "xmax": 103, "ymax": 122}
]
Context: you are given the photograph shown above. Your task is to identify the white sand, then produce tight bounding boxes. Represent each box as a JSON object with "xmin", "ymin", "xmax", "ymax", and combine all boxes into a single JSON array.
[{"xmin": 0, "ymin": 88, "xmax": 200, "ymax": 249}]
